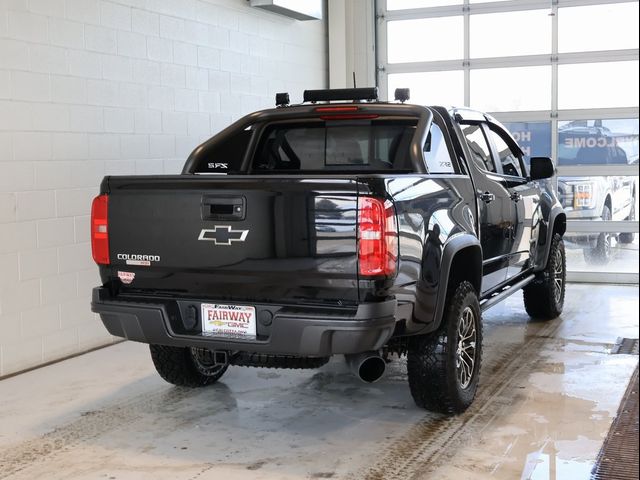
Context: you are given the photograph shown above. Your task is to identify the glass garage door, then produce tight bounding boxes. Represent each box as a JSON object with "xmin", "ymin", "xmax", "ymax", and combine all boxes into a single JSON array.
[{"xmin": 377, "ymin": 0, "xmax": 640, "ymax": 283}]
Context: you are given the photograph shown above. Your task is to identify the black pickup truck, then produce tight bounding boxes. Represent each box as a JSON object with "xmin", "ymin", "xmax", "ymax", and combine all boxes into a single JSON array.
[{"xmin": 91, "ymin": 88, "xmax": 566, "ymax": 413}]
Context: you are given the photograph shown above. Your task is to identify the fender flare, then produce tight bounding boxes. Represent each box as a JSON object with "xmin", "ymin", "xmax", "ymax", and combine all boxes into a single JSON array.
[
  {"xmin": 429, "ymin": 234, "xmax": 482, "ymax": 333},
  {"xmin": 536, "ymin": 206, "xmax": 566, "ymax": 271}
]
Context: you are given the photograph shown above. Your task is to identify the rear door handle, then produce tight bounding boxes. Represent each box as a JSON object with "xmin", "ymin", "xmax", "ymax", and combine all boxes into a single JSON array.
[
  {"xmin": 478, "ymin": 191, "xmax": 495, "ymax": 204},
  {"xmin": 510, "ymin": 192, "xmax": 522, "ymax": 202}
]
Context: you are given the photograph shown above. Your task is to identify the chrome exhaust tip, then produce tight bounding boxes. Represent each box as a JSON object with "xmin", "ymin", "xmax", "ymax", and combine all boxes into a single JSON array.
[{"xmin": 346, "ymin": 352, "xmax": 386, "ymax": 383}]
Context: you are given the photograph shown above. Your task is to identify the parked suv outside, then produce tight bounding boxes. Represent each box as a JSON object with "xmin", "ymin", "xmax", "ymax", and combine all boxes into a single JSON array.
[{"xmin": 557, "ymin": 122, "xmax": 637, "ymax": 263}]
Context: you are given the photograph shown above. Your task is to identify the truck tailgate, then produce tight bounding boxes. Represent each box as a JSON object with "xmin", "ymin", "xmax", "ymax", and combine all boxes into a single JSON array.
[{"xmin": 104, "ymin": 176, "xmax": 360, "ymax": 304}]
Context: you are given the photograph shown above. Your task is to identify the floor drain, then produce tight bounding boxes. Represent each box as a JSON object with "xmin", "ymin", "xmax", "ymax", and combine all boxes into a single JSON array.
[
  {"xmin": 612, "ymin": 338, "xmax": 639, "ymax": 355},
  {"xmin": 591, "ymin": 364, "xmax": 639, "ymax": 479}
]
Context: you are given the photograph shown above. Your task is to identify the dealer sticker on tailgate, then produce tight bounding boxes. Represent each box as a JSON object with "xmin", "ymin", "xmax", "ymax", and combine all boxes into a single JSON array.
[{"xmin": 201, "ymin": 303, "xmax": 256, "ymax": 337}]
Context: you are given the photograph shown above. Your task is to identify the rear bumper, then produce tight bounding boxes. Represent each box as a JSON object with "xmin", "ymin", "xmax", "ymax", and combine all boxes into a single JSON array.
[{"xmin": 91, "ymin": 287, "xmax": 397, "ymax": 356}]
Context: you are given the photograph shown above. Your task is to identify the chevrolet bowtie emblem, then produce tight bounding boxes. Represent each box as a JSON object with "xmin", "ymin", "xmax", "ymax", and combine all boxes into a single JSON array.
[{"xmin": 198, "ymin": 226, "xmax": 249, "ymax": 245}]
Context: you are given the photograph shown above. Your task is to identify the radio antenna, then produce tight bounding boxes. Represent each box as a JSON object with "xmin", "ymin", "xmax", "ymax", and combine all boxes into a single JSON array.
[{"xmin": 353, "ymin": 72, "xmax": 356, "ymax": 88}]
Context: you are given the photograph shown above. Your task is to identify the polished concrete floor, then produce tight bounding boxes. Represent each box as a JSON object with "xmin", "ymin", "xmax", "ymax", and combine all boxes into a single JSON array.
[{"xmin": 0, "ymin": 284, "xmax": 638, "ymax": 480}]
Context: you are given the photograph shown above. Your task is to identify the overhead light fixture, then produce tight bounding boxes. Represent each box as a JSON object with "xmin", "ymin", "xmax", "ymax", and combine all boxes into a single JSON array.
[{"xmin": 249, "ymin": 0, "xmax": 323, "ymax": 21}]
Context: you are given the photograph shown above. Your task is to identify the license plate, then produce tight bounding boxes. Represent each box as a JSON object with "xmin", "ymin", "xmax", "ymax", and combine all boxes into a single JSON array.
[{"xmin": 201, "ymin": 303, "xmax": 256, "ymax": 337}]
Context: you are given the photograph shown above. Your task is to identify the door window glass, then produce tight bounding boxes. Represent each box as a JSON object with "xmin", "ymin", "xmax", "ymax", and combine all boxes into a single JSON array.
[
  {"xmin": 487, "ymin": 129, "xmax": 524, "ymax": 177},
  {"xmin": 461, "ymin": 124, "xmax": 496, "ymax": 172}
]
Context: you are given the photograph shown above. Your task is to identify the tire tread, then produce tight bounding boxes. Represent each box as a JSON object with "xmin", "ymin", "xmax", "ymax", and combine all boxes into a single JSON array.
[
  {"xmin": 149, "ymin": 345, "xmax": 227, "ymax": 387},
  {"xmin": 523, "ymin": 234, "xmax": 565, "ymax": 320},
  {"xmin": 407, "ymin": 281, "xmax": 482, "ymax": 413}
]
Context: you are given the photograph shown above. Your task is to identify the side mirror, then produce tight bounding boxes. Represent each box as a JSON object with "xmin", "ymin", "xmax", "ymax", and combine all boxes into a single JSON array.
[{"xmin": 530, "ymin": 156, "xmax": 555, "ymax": 180}]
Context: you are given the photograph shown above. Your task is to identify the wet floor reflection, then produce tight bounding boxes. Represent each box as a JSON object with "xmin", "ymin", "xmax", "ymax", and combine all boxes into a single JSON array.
[
  {"xmin": 524, "ymin": 447, "xmax": 593, "ymax": 480},
  {"xmin": 0, "ymin": 285, "xmax": 637, "ymax": 480},
  {"xmin": 403, "ymin": 286, "xmax": 638, "ymax": 480}
]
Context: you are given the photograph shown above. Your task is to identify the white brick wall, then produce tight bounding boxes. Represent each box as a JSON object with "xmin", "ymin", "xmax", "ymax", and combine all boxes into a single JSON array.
[{"xmin": 0, "ymin": 0, "xmax": 327, "ymax": 376}]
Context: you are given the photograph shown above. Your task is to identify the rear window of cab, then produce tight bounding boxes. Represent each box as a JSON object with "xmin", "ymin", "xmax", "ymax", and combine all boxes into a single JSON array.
[
  {"xmin": 251, "ymin": 119, "xmax": 417, "ymax": 173},
  {"xmin": 193, "ymin": 118, "xmax": 458, "ymax": 174}
]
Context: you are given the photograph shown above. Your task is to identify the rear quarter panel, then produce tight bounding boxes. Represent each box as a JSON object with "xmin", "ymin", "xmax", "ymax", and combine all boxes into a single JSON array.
[{"xmin": 358, "ymin": 175, "xmax": 478, "ymax": 335}]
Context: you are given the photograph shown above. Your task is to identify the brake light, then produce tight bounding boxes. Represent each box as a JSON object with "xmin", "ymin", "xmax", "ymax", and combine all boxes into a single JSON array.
[
  {"xmin": 314, "ymin": 106, "xmax": 379, "ymax": 121},
  {"xmin": 319, "ymin": 114, "xmax": 379, "ymax": 121},
  {"xmin": 358, "ymin": 197, "xmax": 398, "ymax": 276},
  {"xmin": 91, "ymin": 194, "xmax": 109, "ymax": 265},
  {"xmin": 315, "ymin": 106, "xmax": 359, "ymax": 113}
]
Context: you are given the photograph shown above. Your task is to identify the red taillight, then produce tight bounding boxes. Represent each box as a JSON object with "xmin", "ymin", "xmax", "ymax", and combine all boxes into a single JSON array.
[
  {"xmin": 358, "ymin": 197, "xmax": 398, "ymax": 277},
  {"xmin": 91, "ymin": 194, "xmax": 109, "ymax": 265}
]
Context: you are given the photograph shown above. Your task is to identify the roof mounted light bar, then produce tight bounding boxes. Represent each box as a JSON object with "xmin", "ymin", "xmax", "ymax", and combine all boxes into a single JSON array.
[{"xmin": 303, "ymin": 87, "xmax": 378, "ymax": 103}]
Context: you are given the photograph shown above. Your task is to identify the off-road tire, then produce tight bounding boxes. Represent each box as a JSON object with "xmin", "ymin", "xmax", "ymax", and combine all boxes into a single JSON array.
[
  {"xmin": 584, "ymin": 206, "xmax": 613, "ymax": 264},
  {"xmin": 619, "ymin": 199, "xmax": 635, "ymax": 244},
  {"xmin": 407, "ymin": 281, "xmax": 482, "ymax": 413},
  {"xmin": 149, "ymin": 345, "xmax": 228, "ymax": 387},
  {"xmin": 523, "ymin": 233, "xmax": 566, "ymax": 320}
]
